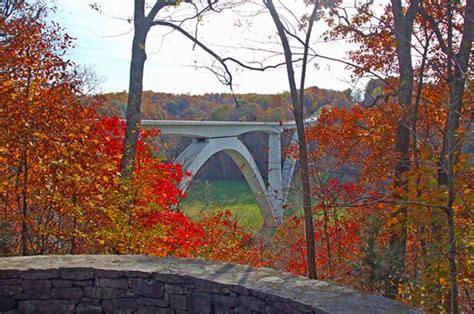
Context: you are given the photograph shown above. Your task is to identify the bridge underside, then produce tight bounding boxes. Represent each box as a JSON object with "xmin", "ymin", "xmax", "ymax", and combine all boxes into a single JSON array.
[
  {"xmin": 176, "ymin": 137, "xmax": 281, "ymax": 226},
  {"xmin": 142, "ymin": 119, "xmax": 310, "ymax": 227}
]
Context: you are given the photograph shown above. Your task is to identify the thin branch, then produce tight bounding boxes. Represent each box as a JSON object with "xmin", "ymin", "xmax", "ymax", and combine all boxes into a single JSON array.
[
  {"xmin": 299, "ymin": 1, "xmax": 319, "ymax": 108},
  {"xmin": 146, "ymin": 2, "xmax": 168, "ymax": 22},
  {"xmin": 417, "ymin": 4, "xmax": 449, "ymax": 54},
  {"xmin": 151, "ymin": 20, "xmax": 235, "ymax": 92},
  {"xmin": 223, "ymin": 56, "xmax": 304, "ymax": 71},
  {"xmin": 309, "ymin": 52, "xmax": 396, "ymax": 92}
]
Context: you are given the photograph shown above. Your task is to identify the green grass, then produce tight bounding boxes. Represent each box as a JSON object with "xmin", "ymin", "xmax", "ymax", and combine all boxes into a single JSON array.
[{"xmin": 180, "ymin": 180, "xmax": 264, "ymax": 231}]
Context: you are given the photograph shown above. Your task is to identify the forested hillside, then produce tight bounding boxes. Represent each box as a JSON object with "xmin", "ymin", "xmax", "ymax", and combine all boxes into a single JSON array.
[{"xmin": 98, "ymin": 87, "xmax": 351, "ymax": 121}]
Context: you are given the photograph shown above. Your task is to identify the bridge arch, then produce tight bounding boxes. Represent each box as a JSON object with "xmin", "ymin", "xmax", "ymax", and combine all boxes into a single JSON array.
[
  {"xmin": 176, "ymin": 137, "xmax": 275, "ymax": 226},
  {"xmin": 142, "ymin": 118, "xmax": 319, "ymax": 227}
]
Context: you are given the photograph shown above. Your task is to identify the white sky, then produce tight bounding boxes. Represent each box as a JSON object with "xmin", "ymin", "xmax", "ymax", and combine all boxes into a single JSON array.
[{"xmin": 50, "ymin": 0, "xmax": 368, "ymax": 95}]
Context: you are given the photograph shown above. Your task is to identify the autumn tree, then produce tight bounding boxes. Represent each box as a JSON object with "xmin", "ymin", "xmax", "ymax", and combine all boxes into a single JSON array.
[
  {"xmin": 418, "ymin": 2, "xmax": 474, "ymax": 311},
  {"xmin": 385, "ymin": 0, "xmax": 420, "ymax": 298},
  {"xmin": 120, "ymin": 0, "xmax": 174, "ymax": 180},
  {"xmin": 318, "ymin": 1, "xmax": 472, "ymax": 310},
  {"xmin": 256, "ymin": 0, "xmax": 320, "ymax": 279},
  {"xmin": 195, "ymin": 0, "xmax": 345, "ymax": 279},
  {"xmin": 0, "ymin": 0, "xmax": 109, "ymax": 254},
  {"xmin": 324, "ymin": 0, "xmax": 420, "ymax": 293},
  {"xmin": 119, "ymin": 0, "xmax": 238, "ymax": 180},
  {"xmin": 0, "ymin": 0, "xmax": 196, "ymax": 257},
  {"xmin": 305, "ymin": 102, "xmax": 401, "ymax": 291},
  {"xmin": 92, "ymin": 117, "xmax": 189, "ymax": 254}
]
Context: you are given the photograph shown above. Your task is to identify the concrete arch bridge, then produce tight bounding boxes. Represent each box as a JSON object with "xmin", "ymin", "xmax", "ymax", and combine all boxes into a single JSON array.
[{"xmin": 142, "ymin": 118, "xmax": 316, "ymax": 227}]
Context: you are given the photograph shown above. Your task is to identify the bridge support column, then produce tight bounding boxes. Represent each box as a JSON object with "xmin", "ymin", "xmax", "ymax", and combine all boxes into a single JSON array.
[
  {"xmin": 267, "ymin": 133, "xmax": 283, "ymax": 223},
  {"xmin": 281, "ymin": 130, "xmax": 298, "ymax": 205}
]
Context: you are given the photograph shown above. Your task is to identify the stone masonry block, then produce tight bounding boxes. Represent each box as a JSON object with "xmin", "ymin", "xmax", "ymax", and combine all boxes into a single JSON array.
[
  {"xmin": 103, "ymin": 298, "xmax": 138, "ymax": 314},
  {"xmin": 51, "ymin": 279, "xmax": 73, "ymax": 288},
  {"xmin": 76, "ymin": 304, "xmax": 103, "ymax": 314},
  {"xmin": 18, "ymin": 300, "xmax": 75, "ymax": 313},
  {"xmin": 0, "ymin": 278, "xmax": 21, "ymax": 286},
  {"xmin": 72, "ymin": 280, "xmax": 93, "ymax": 287},
  {"xmin": 0, "ymin": 285, "xmax": 22, "ymax": 296},
  {"xmin": 84, "ymin": 287, "xmax": 121, "ymax": 299},
  {"xmin": 97, "ymin": 278, "xmax": 129, "ymax": 289},
  {"xmin": 22, "ymin": 280, "xmax": 51, "ymax": 299},
  {"xmin": 154, "ymin": 273, "xmax": 185, "ymax": 284},
  {"xmin": 0, "ymin": 270, "xmax": 18, "ymax": 279},
  {"xmin": 0, "ymin": 296, "xmax": 16, "ymax": 311},
  {"xmin": 211, "ymin": 294, "xmax": 237, "ymax": 313},
  {"xmin": 237, "ymin": 295, "xmax": 267, "ymax": 312},
  {"xmin": 138, "ymin": 297, "xmax": 169, "ymax": 307},
  {"xmin": 194, "ymin": 279, "xmax": 229, "ymax": 294},
  {"xmin": 78, "ymin": 298, "xmax": 101, "ymax": 306},
  {"xmin": 170, "ymin": 294, "xmax": 187, "ymax": 310},
  {"xmin": 60, "ymin": 268, "xmax": 94, "ymax": 280},
  {"xmin": 19, "ymin": 269, "xmax": 59, "ymax": 280},
  {"xmin": 52, "ymin": 287, "xmax": 84, "ymax": 299},
  {"xmin": 128, "ymin": 278, "xmax": 164, "ymax": 298},
  {"xmin": 188, "ymin": 290, "xmax": 211, "ymax": 313},
  {"xmin": 96, "ymin": 269, "xmax": 125, "ymax": 278},
  {"xmin": 165, "ymin": 283, "xmax": 186, "ymax": 294},
  {"xmin": 125, "ymin": 271, "xmax": 151, "ymax": 278}
]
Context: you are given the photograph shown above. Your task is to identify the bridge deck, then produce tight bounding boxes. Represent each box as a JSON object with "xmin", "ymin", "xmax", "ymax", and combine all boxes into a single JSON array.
[{"xmin": 141, "ymin": 118, "xmax": 316, "ymax": 138}]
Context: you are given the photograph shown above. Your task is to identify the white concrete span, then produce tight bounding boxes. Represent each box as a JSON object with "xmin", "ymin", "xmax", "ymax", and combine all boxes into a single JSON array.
[{"xmin": 142, "ymin": 118, "xmax": 317, "ymax": 227}]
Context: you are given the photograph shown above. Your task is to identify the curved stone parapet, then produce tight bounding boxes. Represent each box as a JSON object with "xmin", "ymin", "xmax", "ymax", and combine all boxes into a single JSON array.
[{"xmin": 0, "ymin": 255, "xmax": 421, "ymax": 313}]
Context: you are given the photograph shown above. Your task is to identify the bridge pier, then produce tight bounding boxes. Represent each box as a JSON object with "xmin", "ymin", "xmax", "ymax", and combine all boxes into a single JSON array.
[{"xmin": 267, "ymin": 133, "xmax": 283, "ymax": 224}]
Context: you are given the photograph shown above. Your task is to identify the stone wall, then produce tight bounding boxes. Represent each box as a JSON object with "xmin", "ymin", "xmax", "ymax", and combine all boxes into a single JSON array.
[{"xmin": 0, "ymin": 255, "xmax": 420, "ymax": 313}]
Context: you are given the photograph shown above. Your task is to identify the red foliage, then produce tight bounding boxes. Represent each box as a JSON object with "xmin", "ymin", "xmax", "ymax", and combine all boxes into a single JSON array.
[
  {"xmin": 197, "ymin": 210, "xmax": 268, "ymax": 267},
  {"xmin": 96, "ymin": 116, "xmax": 186, "ymax": 209},
  {"xmin": 143, "ymin": 210, "xmax": 204, "ymax": 257}
]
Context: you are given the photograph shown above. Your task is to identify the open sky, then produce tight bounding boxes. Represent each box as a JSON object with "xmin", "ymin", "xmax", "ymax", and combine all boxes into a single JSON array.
[{"xmin": 50, "ymin": 0, "xmax": 367, "ymax": 95}]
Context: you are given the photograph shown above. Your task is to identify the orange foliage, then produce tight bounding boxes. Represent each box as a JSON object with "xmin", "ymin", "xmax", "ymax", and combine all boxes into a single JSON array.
[{"xmin": 0, "ymin": 2, "xmax": 256, "ymax": 262}]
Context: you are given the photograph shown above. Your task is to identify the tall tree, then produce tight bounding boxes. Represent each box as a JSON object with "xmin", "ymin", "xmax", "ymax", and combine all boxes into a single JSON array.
[
  {"xmin": 327, "ymin": 0, "xmax": 472, "ymax": 310},
  {"xmin": 120, "ymin": 0, "xmax": 238, "ymax": 180},
  {"xmin": 0, "ymin": 0, "xmax": 107, "ymax": 254},
  {"xmin": 326, "ymin": 0, "xmax": 420, "ymax": 295},
  {"xmin": 0, "ymin": 0, "xmax": 193, "ymax": 257},
  {"xmin": 120, "ymin": 0, "xmax": 174, "ymax": 179},
  {"xmin": 418, "ymin": 1, "xmax": 473, "ymax": 312},
  {"xmin": 387, "ymin": 0, "xmax": 419, "ymax": 298},
  {"xmin": 262, "ymin": 0, "xmax": 326, "ymax": 279}
]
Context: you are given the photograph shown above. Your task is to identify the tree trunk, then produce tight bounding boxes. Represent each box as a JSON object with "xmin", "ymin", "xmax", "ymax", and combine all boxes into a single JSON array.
[
  {"xmin": 387, "ymin": 0, "xmax": 419, "ymax": 298},
  {"xmin": 438, "ymin": 1, "xmax": 473, "ymax": 311},
  {"xmin": 294, "ymin": 105, "xmax": 317, "ymax": 279},
  {"xmin": 446, "ymin": 196, "xmax": 459, "ymax": 314},
  {"xmin": 120, "ymin": 10, "xmax": 150, "ymax": 179},
  {"xmin": 20, "ymin": 149, "xmax": 28, "ymax": 256},
  {"xmin": 322, "ymin": 205, "xmax": 333, "ymax": 279},
  {"xmin": 119, "ymin": 1, "xmax": 182, "ymax": 179},
  {"xmin": 20, "ymin": 66, "xmax": 33, "ymax": 256},
  {"xmin": 265, "ymin": 0, "xmax": 317, "ymax": 279}
]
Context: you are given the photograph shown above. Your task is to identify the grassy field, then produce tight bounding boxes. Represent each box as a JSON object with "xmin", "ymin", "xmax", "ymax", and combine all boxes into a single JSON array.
[{"xmin": 180, "ymin": 180, "xmax": 264, "ymax": 231}]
